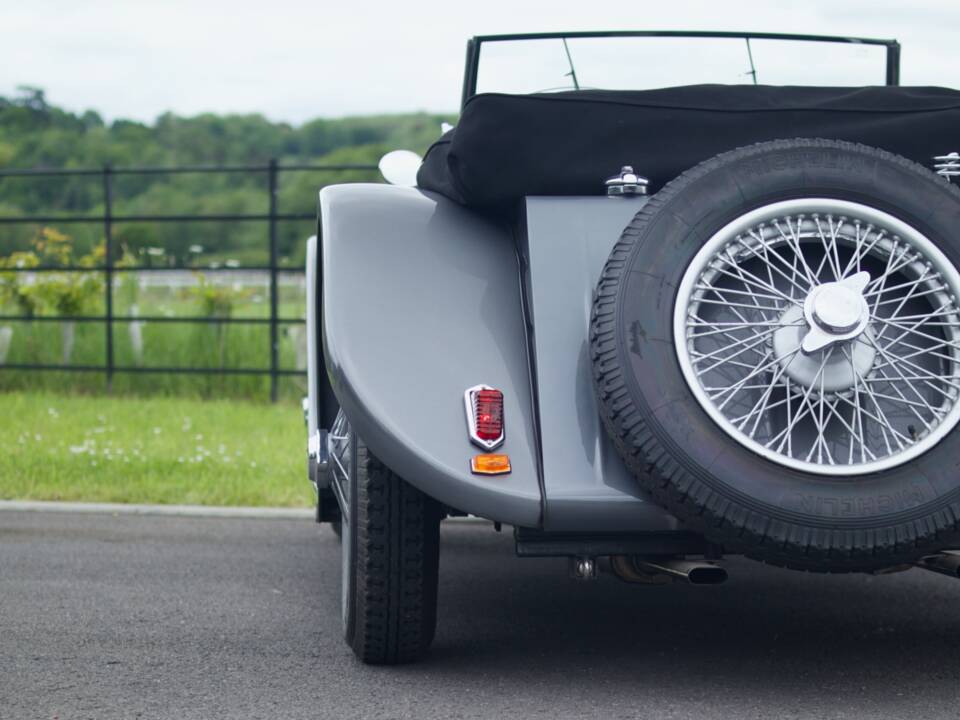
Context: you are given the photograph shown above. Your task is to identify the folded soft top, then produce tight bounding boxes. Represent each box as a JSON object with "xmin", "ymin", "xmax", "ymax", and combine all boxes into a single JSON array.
[{"xmin": 417, "ymin": 85, "xmax": 960, "ymax": 210}]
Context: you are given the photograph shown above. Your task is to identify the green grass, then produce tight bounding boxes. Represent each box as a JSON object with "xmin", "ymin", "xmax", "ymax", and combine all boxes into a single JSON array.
[
  {"xmin": 0, "ymin": 279, "xmax": 308, "ymax": 401},
  {"xmin": 0, "ymin": 392, "xmax": 314, "ymax": 507}
]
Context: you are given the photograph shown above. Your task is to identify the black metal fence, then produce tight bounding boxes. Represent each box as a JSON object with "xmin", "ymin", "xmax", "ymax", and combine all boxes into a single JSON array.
[{"xmin": 0, "ymin": 161, "xmax": 379, "ymax": 401}]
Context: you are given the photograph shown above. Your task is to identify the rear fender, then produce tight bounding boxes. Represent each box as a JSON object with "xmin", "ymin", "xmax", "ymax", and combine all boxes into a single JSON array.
[{"xmin": 315, "ymin": 184, "xmax": 542, "ymax": 527}]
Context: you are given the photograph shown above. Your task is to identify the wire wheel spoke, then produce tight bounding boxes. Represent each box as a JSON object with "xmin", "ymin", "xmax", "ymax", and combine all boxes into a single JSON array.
[{"xmin": 676, "ymin": 199, "xmax": 960, "ymax": 476}]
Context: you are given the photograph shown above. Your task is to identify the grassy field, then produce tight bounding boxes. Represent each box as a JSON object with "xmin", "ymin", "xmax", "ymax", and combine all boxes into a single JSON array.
[
  {"xmin": 0, "ymin": 392, "xmax": 313, "ymax": 507},
  {"xmin": 0, "ymin": 273, "xmax": 308, "ymax": 400}
]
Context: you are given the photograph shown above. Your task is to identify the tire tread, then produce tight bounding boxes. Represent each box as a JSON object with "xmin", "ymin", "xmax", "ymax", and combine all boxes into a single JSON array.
[{"xmin": 349, "ymin": 440, "xmax": 439, "ymax": 663}]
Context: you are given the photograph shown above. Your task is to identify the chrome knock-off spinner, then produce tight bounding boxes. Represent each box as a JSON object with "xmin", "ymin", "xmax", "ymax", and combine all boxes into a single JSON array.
[
  {"xmin": 800, "ymin": 271, "xmax": 872, "ymax": 353},
  {"xmin": 772, "ymin": 305, "xmax": 876, "ymax": 394}
]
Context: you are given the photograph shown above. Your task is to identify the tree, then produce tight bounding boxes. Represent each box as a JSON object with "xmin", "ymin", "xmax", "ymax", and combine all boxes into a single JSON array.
[{"xmin": 0, "ymin": 88, "xmax": 457, "ymax": 267}]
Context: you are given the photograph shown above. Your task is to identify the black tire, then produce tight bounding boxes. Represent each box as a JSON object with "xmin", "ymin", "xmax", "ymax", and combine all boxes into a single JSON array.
[
  {"xmin": 341, "ymin": 432, "xmax": 440, "ymax": 664},
  {"xmin": 591, "ymin": 138, "xmax": 960, "ymax": 572}
]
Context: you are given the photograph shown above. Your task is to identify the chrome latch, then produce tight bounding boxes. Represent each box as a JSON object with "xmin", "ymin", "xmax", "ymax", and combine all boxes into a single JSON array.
[
  {"xmin": 605, "ymin": 165, "xmax": 649, "ymax": 196},
  {"xmin": 934, "ymin": 152, "xmax": 960, "ymax": 182}
]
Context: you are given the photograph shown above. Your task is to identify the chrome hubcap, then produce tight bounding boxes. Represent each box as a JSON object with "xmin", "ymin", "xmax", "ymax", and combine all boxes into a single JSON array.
[
  {"xmin": 771, "ymin": 305, "xmax": 877, "ymax": 394},
  {"xmin": 800, "ymin": 271, "xmax": 872, "ymax": 353},
  {"xmin": 674, "ymin": 199, "xmax": 960, "ymax": 475}
]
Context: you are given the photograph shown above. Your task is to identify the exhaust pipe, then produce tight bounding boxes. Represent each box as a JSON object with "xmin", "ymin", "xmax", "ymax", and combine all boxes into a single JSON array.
[
  {"xmin": 636, "ymin": 557, "xmax": 728, "ymax": 585},
  {"xmin": 914, "ymin": 550, "xmax": 960, "ymax": 579},
  {"xmin": 612, "ymin": 555, "xmax": 727, "ymax": 585}
]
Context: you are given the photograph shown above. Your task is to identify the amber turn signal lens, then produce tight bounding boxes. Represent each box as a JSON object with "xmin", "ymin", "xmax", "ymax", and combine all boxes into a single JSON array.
[{"xmin": 470, "ymin": 454, "xmax": 511, "ymax": 475}]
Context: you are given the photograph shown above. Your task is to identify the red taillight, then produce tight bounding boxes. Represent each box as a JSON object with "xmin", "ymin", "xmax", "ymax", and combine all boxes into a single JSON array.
[
  {"xmin": 465, "ymin": 385, "xmax": 505, "ymax": 450},
  {"xmin": 474, "ymin": 389, "xmax": 503, "ymax": 441}
]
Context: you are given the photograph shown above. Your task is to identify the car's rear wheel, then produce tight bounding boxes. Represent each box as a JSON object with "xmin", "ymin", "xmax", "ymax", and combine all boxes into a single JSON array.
[
  {"xmin": 337, "ymin": 418, "xmax": 441, "ymax": 664},
  {"xmin": 592, "ymin": 138, "xmax": 960, "ymax": 571}
]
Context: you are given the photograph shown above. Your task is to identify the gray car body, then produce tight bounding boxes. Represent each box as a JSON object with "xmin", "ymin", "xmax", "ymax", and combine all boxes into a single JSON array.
[{"xmin": 308, "ymin": 182, "xmax": 681, "ymax": 532}]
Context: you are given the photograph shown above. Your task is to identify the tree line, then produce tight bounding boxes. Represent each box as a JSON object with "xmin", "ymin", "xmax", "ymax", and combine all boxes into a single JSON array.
[{"xmin": 0, "ymin": 87, "xmax": 456, "ymax": 267}]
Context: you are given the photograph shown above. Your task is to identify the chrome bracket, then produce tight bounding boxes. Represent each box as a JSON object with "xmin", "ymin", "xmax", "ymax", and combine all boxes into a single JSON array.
[
  {"xmin": 307, "ymin": 428, "xmax": 331, "ymax": 488},
  {"xmin": 569, "ymin": 556, "xmax": 598, "ymax": 581},
  {"xmin": 605, "ymin": 165, "xmax": 649, "ymax": 196},
  {"xmin": 934, "ymin": 152, "xmax": 960, "ymax": 182}
]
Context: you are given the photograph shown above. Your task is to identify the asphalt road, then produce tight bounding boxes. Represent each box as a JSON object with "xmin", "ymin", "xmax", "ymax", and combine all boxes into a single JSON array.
[{"xmin": 2, "ymin": 511, "xmax": 960, "ymax": 720}]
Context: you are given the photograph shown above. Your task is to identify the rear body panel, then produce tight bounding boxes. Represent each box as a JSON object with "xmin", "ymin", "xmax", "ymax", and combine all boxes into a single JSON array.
[
  {"xmin": 522, "ymin": 197, "xmax": 680, "ymax": 532},
  {"xmin": 319, "ymin": 184, "xmax": 541, "ymax": 527},
  {"xmin": 315, "ymin": 183, "xmax": 681, "ymax": 532}
]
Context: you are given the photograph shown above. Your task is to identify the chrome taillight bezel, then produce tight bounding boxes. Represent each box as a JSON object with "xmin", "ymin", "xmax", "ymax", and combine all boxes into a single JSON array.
[{"xmin": 463, "ymin": 384, "xmax": 505, "ymax": 451}]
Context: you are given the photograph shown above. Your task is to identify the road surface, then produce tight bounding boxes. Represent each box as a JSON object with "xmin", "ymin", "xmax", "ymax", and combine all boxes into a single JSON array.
[{"xmin": 2, "ymin": 510, "xmax": 959, "ymax": 719}]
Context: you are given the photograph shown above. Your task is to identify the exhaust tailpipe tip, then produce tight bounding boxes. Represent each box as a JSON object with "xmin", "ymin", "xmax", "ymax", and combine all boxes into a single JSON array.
[
  {"xmin": 684, "ymin": 564, "xmax": 728, "ymax": 585},
  {"xmin": 914, "ymin": 550, "xmax": 960, "ymax": 579},
  {"xmin": 630, "ymin": 556, "xmax": 728, "ymax": 585}
]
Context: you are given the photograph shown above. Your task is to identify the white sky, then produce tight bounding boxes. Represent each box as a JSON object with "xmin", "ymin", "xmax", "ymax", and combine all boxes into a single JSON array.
[{"xmin": 2, "ymin": 0, "xmax": 959, "ymax": 124}]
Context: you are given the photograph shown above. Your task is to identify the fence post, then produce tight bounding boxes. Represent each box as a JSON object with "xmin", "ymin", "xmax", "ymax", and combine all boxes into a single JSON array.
[
  {"xmin": 268, "ymin": 159, "xmax": 279, "ymax": 403},
  {"xmin": 102, "ymin": 164, "xmax": 114, "ymax": 392}
]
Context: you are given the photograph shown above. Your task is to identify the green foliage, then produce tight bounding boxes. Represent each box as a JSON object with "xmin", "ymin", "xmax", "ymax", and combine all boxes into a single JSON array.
[
  {"xmin": 0, "ymin": 89, "xmax": 455, "ymax": 400},
  {"xmin": 182, "ymin": 272, "xmax": 254, "ymax": 319},
  {"xmin": 32, "ymin": 272, "xmax": 103, "ymax": 317},
  {"xmin": 179, "ymin": 273, "xmax": 258, "ymax": 369},
  {"xmin": 0, "ymin": 249, "xmax": 41, "ymax": 316},
  {"xmin": 0, "ymin": 287, "xmax": 309, "ymax": 401},
  {"xmin": 0, "ymin": 227, "xmax": 104, "ymax": 317},
  {"xmin": 0, "ymin": 87, "xmax": 457, "ymax": 267},
  {"xmin": 0, "ymin": 229, "xmax": 307, "ymax": 401}
]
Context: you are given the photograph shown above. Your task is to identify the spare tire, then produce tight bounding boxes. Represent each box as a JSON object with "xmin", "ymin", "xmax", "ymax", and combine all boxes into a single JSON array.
[{"xmin": 591, "ymin": 138, "xmax": 960, "ymax": 572}]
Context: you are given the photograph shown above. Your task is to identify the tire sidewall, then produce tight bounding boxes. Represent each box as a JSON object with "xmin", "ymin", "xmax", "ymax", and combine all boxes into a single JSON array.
[{"xmin": 617, "ymin": 141, "xmax": 960, "ymax": 533}]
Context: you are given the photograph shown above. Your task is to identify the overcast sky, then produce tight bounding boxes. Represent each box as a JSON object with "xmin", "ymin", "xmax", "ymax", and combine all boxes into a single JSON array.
[{"xmin": 2, "ymin": 0, "xmax": 959, "ymax": 124}]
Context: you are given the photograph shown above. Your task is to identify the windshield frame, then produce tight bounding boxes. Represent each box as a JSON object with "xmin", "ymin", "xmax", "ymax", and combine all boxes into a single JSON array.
[{"xmin": 460, "ymin": 31, "xmax": 900, "ymax": 107}]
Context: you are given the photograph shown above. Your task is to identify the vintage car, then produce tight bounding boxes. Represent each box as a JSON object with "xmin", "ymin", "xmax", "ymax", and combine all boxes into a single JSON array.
[{"xmin": 304, "ymin": 31, "xmax": 960, "ymax": 664}]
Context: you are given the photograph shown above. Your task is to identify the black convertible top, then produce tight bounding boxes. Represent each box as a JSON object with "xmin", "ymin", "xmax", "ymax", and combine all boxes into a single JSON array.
[{"xmin": 417, "ymin": 85, "xmax": 960, "ymax": 210}]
